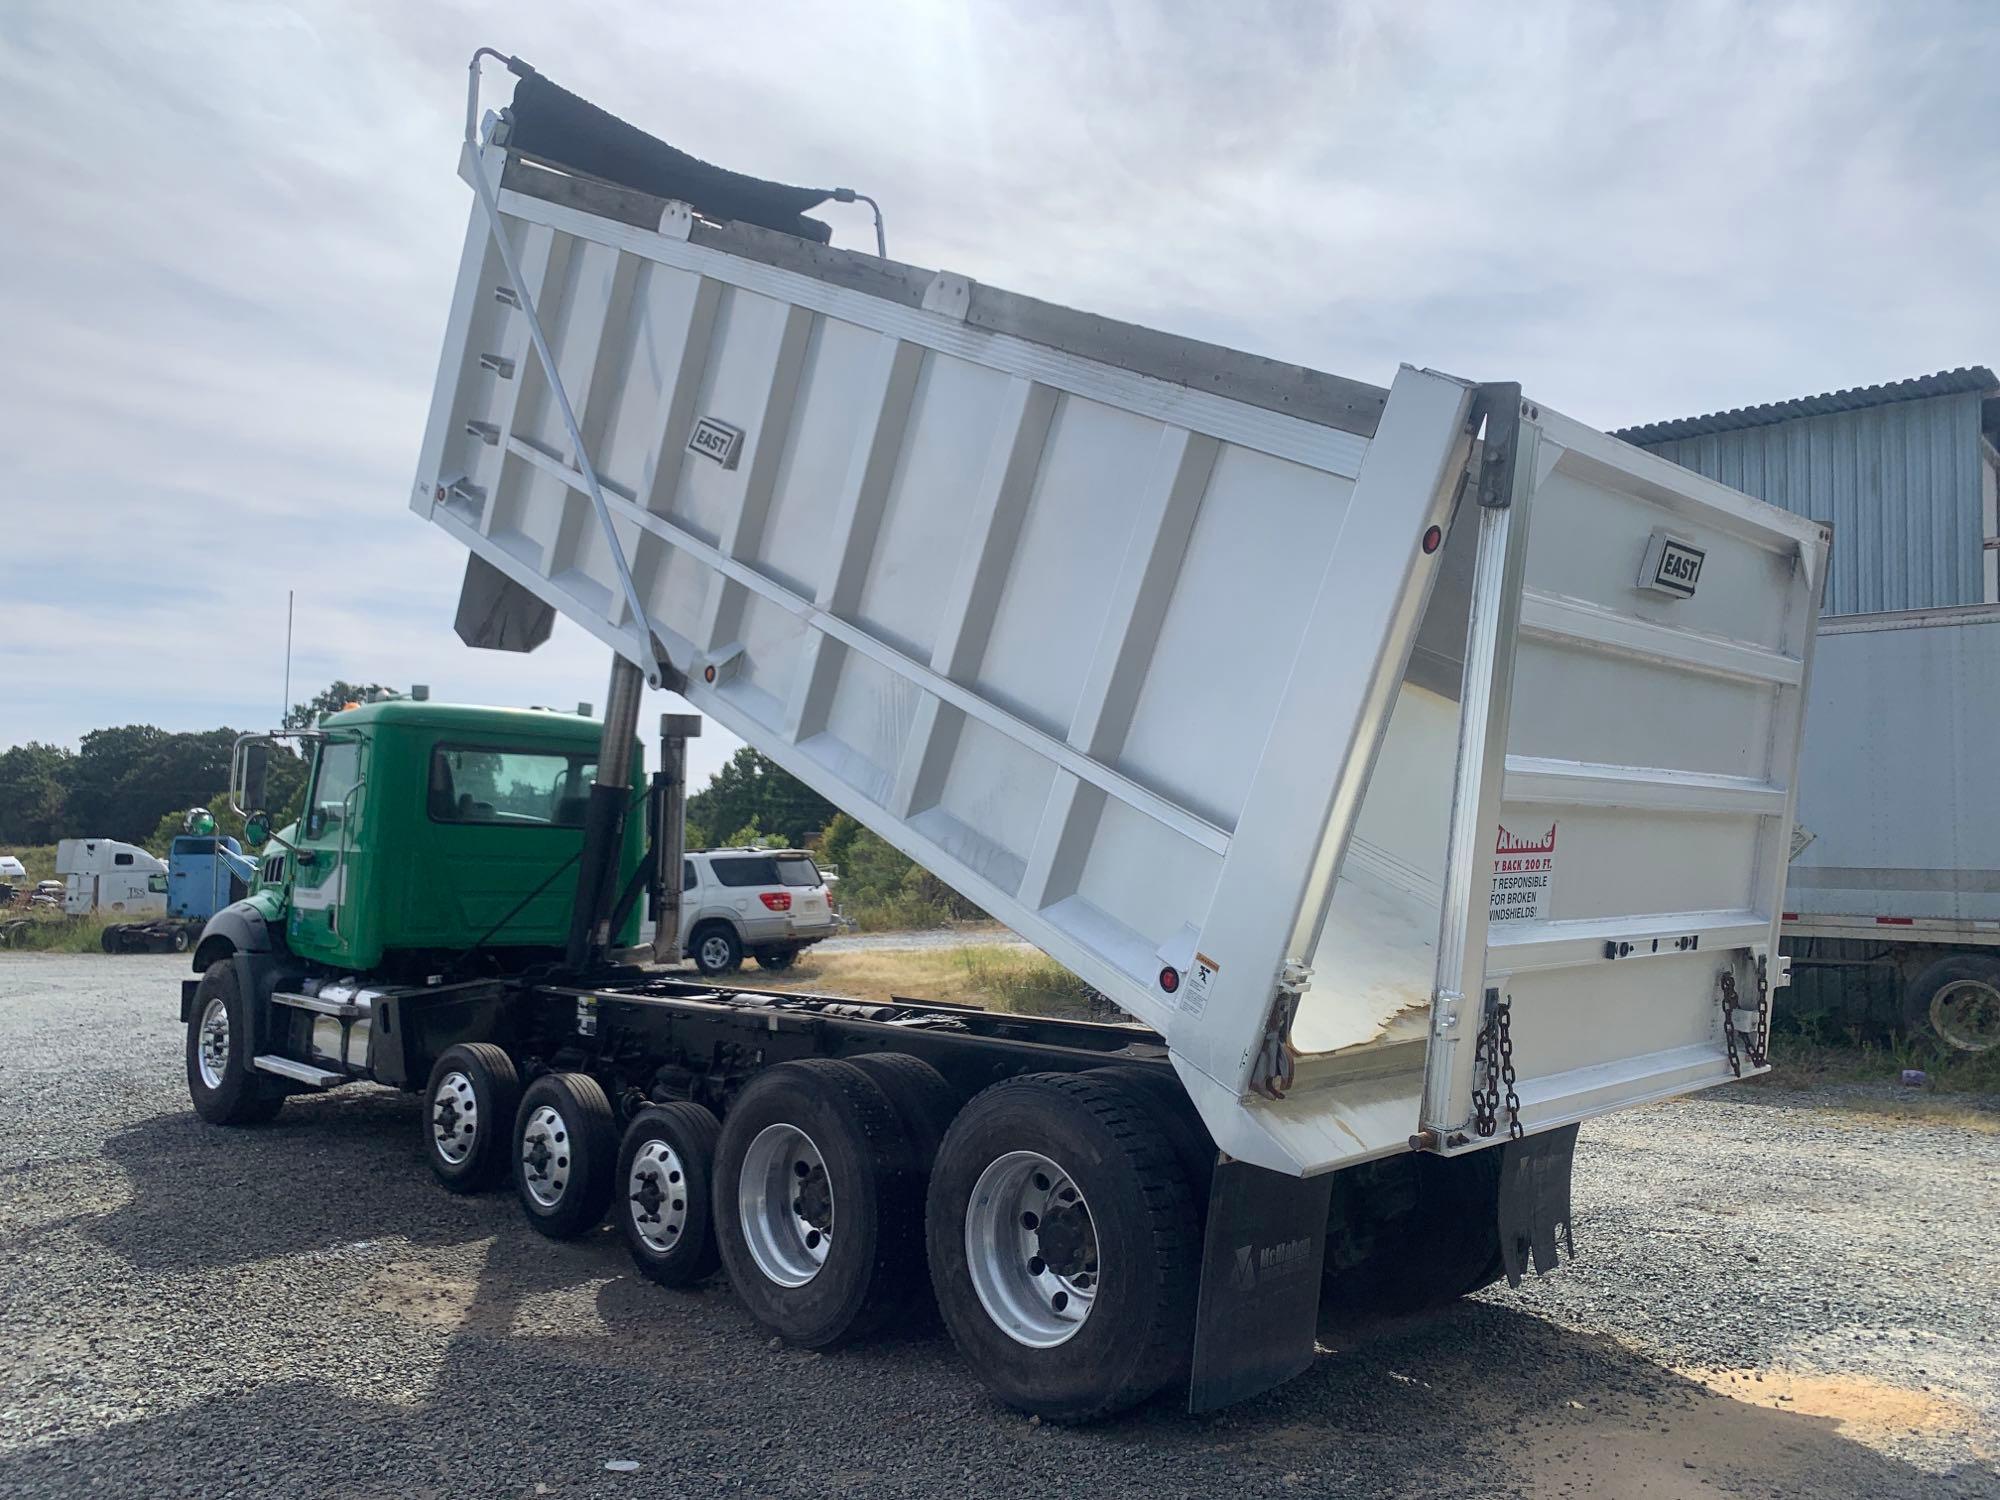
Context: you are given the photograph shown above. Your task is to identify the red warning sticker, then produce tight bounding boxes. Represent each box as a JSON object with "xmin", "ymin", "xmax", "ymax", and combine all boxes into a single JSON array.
[{"xmin": 1490, "ymin": 822, "xmax": 1556, "ymax": 923}]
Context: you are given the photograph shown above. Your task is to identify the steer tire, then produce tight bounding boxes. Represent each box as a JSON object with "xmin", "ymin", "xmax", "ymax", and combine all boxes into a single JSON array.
[
  {"xmin": 847, "ymin": 1052, "xmax": 964, "ymax": 1175},
  {"xmin": 423, "ymin": 1043, "xmax": 520, "ymax": 1194},
  {"xmin": 512, "ymin": 1072, "xmax": 618, "ymax": 1240},
  {"xmin": 617, "ymin": 1103, "xmax": 724, "ymax": 1288},
  {"xmin": 170, "ymin": 926, "xmax": 192, "ymax": 954},
  {"xmin": 926, "ymin": 1071, "xmax": 1199, "ymax": 1421},
  {"xmin": 185, "ymin": 964, "xmax": 284, "ymax": 1126},
  {"xmin": 714, "ymin": 1059, "xmax": 923, "ymax": 1348}
]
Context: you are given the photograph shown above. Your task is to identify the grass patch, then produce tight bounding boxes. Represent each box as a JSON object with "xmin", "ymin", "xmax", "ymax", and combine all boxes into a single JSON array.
[
  {"xmin": 2, "ymin": 843, "xmax": 57, "ymax": 887},
  {"xmin": 1756, "ymin": 1033, "xmax": 2000, "ymax": 1095},
  {"xmin": 0, "ymin": 910, "xmax": 155, "ymax": 954},
  {"xmin": 752, "ymin": 943, "xmax": 1127, "ymax": 1023},
  {"xmin": 831, "ymin": 894, "xmax": 970, "ymax": 932}
]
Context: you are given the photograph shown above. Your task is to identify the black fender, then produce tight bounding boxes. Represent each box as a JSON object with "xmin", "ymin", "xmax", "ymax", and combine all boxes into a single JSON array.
[{"xmin": 191, "ymin": 900, "xmax": 275, "ymax": 974}]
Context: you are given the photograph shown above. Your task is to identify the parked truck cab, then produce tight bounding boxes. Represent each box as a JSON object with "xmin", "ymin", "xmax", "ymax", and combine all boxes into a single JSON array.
[{"xmin": 198, "ymin": 701, "xmax": 646, "ymax": 979}]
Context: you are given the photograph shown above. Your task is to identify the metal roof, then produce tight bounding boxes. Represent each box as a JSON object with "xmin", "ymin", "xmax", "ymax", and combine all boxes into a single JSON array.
[{"xmin": 1613, "ymin": 366, "xmax": 1997, "ymax": 446}]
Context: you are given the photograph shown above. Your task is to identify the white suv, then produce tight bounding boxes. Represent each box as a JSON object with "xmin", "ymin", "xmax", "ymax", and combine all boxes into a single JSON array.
[{"xmin": 678, "ymin": 849, "xmax": 838, "ymax": 976}]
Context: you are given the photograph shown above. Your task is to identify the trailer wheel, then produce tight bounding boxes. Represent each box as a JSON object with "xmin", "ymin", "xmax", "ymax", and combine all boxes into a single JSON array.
[
  {"xmin": 184, "ymin": 965, "xmax": 284, "ymax": 1126},
  {"xmin": 715, "ymin": 1059, "xmax": 923, "ymax": 1347},
  {"xmin": 512, "ymin": 1072, "xmax": 618, "ymax": 1239},
  {"xmin": 101, "ymin": 925, "xmax": 122, "ymax": 954},
  {"xmin": 1904, "ymin": 953, "xmax": 2000, "ymax": 1053},
  {"xmin": 617, "ymin": 1103, "xmax": 723, "ymax": 1287},
  {"xmin": 423, "ymin": 1043, "xmax": 520, "ymax": 1194},
  {"xmin": 926, "ymin": 1072, "xmax": 1199, "ymax": 1421},
  {"xmin": 847, "ymin": 1052, "xmax": 963, "ymax": 1173},
  {"xmin": 690, "ymin": 922, "xmax": 742, "ymax": 977}
]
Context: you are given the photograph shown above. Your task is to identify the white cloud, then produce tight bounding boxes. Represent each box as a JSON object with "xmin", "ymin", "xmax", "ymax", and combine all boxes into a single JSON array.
[{"xmin": 2, "ymin": 0, "xmax": 1995, "ymax": 797}]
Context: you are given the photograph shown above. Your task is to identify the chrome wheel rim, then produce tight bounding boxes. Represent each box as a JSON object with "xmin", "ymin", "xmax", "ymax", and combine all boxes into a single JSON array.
[
  {"xmin": 964, "ymin": 1150, "xmax": 1097, "ymax": 1348},
  {"xmin": 628, "ymin": 1137, "xmax": 690, "ymax": 1254},
  {"xmin": 432, "ymin": 1070, "xmax": 478, "ymax": 1166},
  {"xmin": 520, "ymin": 1103, "xmax": 572, "ymax": 1208},
  {"xmin": 1932, "ymin": 978, "xmax": 2000, "ymax": 1053},
  {"xmin": 196, "ymin": 997, "xmax": 230, "ymax": 1090},
  {"xmin": 699, "ymin": 934, "xmax": 733, "ymax": 971},
  {"xmin": 738, "ymin": 1123, "xmax": 831, "ymax": 1287}
]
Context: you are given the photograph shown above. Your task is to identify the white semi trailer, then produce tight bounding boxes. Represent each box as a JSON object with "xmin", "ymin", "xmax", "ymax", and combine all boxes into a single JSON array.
[
  {"xmin": 187, "ymin": 53, "xmax": 1829, "ymax": 1420},
  {"xmin": 1784, "ymin": 603, "xmax": 2000, "ymax": 1052}
]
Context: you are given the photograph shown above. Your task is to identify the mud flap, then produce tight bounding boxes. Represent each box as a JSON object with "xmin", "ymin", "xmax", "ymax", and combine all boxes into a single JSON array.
[
  {"xmin": 1187, "ymin": 1160, "xmax": 1333, "ymax": 1413},
  {"xmin": 1496, "ymin": 1122, "xmax": 1578, "ymax": 1287}
]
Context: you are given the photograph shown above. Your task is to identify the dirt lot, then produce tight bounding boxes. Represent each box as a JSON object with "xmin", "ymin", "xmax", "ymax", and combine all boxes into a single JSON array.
[{"xmin": 1, "ymin": 951, "xmax": 1995, "ymax": 1499}]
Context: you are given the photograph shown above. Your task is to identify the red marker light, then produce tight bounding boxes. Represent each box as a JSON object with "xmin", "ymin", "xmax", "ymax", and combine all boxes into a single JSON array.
[
  {"xmin": 1422, "ymin": 525, "xmax": 1443, "ymax": 555},
  {"xmin": 703, "ymin": 665, "xmax": 717, "ymax": 683},
  {"xmin": 1158, "ymin": 966, "xmax": 1180, "ymax": 993}
]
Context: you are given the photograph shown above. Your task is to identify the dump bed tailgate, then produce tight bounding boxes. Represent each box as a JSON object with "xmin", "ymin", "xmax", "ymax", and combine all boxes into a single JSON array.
[{"xmin": 1419, "ymin": 404, "xmax": 1827, "ymax": 1146}]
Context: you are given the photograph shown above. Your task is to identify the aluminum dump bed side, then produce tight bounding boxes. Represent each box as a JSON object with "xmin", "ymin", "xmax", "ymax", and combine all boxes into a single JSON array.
[{"xmin": 415, "ymin": 137, "xmax": 1829, "ymax": 1175}]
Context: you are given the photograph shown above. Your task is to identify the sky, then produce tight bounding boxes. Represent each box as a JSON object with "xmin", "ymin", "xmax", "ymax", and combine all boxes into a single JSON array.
[{"xmin": 2, "ymin": 0, "xmax": 1995, "ymax": 789}]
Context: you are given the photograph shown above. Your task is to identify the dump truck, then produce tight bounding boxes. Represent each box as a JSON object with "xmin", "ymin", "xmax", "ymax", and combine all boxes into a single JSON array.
[
  {"xmin": 176, "ymin": 52, "xmax": 1829, "ymax": 1420},
  {"xmin": 1783, "ymin": 603, "xmax": 2000, "ymax": 1052}
]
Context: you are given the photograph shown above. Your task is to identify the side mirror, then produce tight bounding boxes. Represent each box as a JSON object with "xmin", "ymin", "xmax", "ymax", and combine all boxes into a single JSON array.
[
  {"xmin": 244, "ymin": 813, "xmax": 272, "ymax": 847},
  {"xmin": 242, "ymin": 744, "xmax": 270, "ymax": 816}
]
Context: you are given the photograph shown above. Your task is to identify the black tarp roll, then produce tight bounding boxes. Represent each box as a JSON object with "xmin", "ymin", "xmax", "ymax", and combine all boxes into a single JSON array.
[{"xmin": 505, "ymin": 74, "xmax": 834, "ymax": 244}]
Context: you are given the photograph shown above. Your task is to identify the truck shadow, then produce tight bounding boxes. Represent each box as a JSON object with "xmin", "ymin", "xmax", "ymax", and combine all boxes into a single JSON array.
[
  {"xmin": 44, "ymin": 1100, "xmax": 1994, "ymax": 1498},
  {"xmin": 73, "ymin": 1089, "xmax": 506, "ymax": 1273},
  {"xmin": 39, "ymin": 1116, "xmax": 2000, "ymax": 1498},
  {"xmin": 2, "ymin": 1283, "xmax": 1985, "ymax": 1499}
]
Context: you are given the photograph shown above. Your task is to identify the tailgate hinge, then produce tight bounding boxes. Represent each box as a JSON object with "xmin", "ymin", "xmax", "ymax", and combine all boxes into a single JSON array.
[{"xmin": 1248, "ymin": 962, "xmax": 1309, "ymax": 1100}]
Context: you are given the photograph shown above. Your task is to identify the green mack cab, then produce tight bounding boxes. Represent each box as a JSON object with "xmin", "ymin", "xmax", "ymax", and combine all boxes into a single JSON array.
[{"xmin": 203, "ymin": 700, "xmax": 645, "ymax": 981}]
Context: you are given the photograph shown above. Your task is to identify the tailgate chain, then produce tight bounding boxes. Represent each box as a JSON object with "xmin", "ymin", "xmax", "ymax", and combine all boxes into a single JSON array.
[
  {"xmin": 1718, "ymin": 961, "xmax": 1772, "ymax": 1076},
  {"xmin": 1471, "ymin": 990, "xmax": 1524, "ymax": 1140}
]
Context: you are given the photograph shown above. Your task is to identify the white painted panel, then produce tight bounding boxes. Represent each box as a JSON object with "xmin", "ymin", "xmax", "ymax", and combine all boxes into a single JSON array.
[
  {"xmin": 856, "ymin": 354, "xmax": 1014, "ymax": 661},
  {"xmin": 1116, "ymin": 446, "xmax": 1352, "ymax": 829},
  {"xmin": 754, "ymin": 315, "xmax": 885, "ymax": 600},
  {"xmin": 974, "ymin": 396, "xmax": 1159, "ymax": 738}
]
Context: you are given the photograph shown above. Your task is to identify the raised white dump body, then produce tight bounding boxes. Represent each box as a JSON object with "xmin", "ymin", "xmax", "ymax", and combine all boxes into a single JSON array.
[{"xmin": 415, "ymin": 137, "xmax": 1829, "ymax": 1176}]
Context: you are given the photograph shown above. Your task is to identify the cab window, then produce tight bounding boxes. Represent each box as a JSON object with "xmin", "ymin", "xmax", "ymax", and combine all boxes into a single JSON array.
[
  {"xmin": 429, "ymin": 745, "xmax": 598, "ymax": 827},
  {"xmin": 147, "ymin": 873, "xmax": 168, "ymax": 894},
  {"xmin": 305, "ymin": 740, "xmax": 364, "ymax": 840}
]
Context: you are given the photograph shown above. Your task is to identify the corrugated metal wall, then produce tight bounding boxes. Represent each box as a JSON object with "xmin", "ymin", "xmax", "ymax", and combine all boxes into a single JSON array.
[{"xmin": 1633, "ymin": 391, "xmax": 1986, "ymax": 616}]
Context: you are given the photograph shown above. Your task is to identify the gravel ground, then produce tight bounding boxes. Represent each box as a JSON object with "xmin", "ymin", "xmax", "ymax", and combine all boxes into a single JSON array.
[{"xmin": 1, "ymin": 952, "xmax": 1995, "ymax": 1499}]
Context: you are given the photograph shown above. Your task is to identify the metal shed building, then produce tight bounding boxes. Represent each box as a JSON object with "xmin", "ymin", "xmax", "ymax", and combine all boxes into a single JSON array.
[{"xmin": 1616, "ymin": 367, "xmax": 1999, "ymax": 616}]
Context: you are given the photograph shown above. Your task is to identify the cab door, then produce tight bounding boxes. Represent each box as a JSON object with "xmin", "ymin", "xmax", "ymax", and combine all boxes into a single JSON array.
[{"xmin": 288, "ymin": 735, "xmax": 368, "ymax": 965}]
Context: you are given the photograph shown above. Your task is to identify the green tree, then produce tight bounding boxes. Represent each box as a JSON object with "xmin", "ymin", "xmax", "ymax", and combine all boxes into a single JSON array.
[
  {"xmin": 0, "ymin": 742, "xmax": 75, "ymax": 844},
  {"xmin": 284, "ymin": 681, "xmax": 391, "ymax": 731},
  {"xmin": 685, "ymin": 748, "xmax": 835, "ymax": 847}
]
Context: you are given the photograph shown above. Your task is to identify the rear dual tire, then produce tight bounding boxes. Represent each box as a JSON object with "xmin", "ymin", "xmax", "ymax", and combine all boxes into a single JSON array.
[
  {"xmin": 714, "ymin": 1059, "xmax": 926, "ymax": 1348},
  {"xmin": 925, "ymin": 1072, "xmax": 1201, "ymax": 1421}
]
